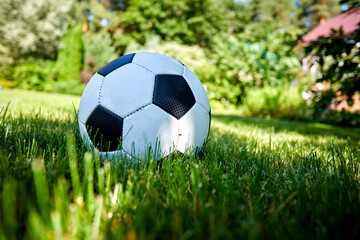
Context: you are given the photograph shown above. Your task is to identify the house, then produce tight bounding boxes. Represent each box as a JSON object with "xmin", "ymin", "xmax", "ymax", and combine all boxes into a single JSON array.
[{"xmin": 302, "ymin": 7, "xmax": 360, "ymax": 45}]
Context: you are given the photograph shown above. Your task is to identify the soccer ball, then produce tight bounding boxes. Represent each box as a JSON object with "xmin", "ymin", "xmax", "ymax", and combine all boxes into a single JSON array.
[{"xmin": 78, "ymin": 52, "xmax": 210, "ymax": 160}]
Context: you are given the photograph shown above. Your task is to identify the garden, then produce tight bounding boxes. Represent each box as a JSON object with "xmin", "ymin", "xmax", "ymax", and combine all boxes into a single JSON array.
[{"xmin": 0, "ymin": 0, "xmax": 359, "ymax": 239}]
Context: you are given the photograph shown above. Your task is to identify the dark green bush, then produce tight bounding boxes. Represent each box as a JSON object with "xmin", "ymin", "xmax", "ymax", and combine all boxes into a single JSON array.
[{"xmin": 317, "ymin": 110, "xmax": 360, "ymax": 126}]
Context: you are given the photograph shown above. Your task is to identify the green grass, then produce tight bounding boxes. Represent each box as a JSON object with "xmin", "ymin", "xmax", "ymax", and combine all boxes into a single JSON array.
[
  {"xmin": 0, "ymin": 89, "xmax": 360, "ymax": 239},
  {"xmin": 0, "ymin": 89, "xmax": 80, "ymax": 118}
]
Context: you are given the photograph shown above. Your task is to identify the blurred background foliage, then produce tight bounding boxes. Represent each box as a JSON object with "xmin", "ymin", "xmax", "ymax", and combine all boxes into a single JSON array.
[{"xmin": 0, "ymin": 0, "xmax": 359, "ymax": 125}]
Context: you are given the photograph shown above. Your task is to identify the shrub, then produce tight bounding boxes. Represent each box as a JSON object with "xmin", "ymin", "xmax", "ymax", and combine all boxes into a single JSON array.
[
  {"xmin": 12, "ymin": 60, "xmax": 56, "ymax": 91},
  {"xmin": 244, "ymin": 86, "xmax": 306, "ymax": 120},
  {"xmin": 323, "ymin": 110, "xmax": 360, "ymax": 126},
  {"xmin": 212, "ymin": 26, "xmax": 302, "ymax": 105},
  {"xmin": 0, "ymin": 78, "xmax": 15, "ymax": 89},
  {"xmin": 11, "ymin": 59, "xmax": 85, "ymax": 95}
]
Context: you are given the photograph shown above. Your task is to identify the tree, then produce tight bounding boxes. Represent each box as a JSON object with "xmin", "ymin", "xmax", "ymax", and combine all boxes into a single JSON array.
[
  {"xmin": 247, "ymin": 0, "xmax": 298, "ymax": 27},
  {"xmin": 102, "ymin": 0, "xmax": 245, "ymax": 52},
  {"xmin": 297, "ymin": 0, "xmax": 341, "ymax": 28},
  {"xmin": 56, "ymin": 25, "xmax": 84, "ymax": 81},
  {"xmin": 0, "ymin": 0, "xmax": 73, "ymax": 67}
]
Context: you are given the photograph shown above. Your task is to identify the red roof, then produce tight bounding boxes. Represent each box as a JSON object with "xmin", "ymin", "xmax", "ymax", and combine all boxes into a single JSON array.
[{"xmin": 302, "ymin": 7, "xmax": 360, "ymax": 44}]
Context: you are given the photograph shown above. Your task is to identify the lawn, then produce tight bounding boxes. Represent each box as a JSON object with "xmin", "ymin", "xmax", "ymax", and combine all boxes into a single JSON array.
[{"xmin": 0, "ymin": 89, "xmax": 360, "ymax": 239}]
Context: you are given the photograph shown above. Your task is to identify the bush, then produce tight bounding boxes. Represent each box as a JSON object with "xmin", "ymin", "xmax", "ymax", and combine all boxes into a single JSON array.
[
  {"xmin": 325, "ymin": 110, "xmax": 360, "ymax": 126},
  {"xmin": 56, "ymin": 25, "xmax": 84, "ymax": 81},
  {"xmin": 0, "ymin": 78, "xmax": 15, "ymax": 89},
  {"xmin": 12, "ymin": 60, "xmax": 56, "ymax": 91},
  {"xmin": 244, "ymin": 86, "xmax": 306, "ymax": 120},
  {"xmin": 212, "ymin": 25, "xmax": 303, "ymax": 105},
  {"xmin": 10, "ymin": 59, "xmax": 85, "ymax": 95}
]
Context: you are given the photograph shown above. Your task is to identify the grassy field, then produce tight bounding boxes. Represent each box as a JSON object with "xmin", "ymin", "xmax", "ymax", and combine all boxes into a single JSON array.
[{"xmin": 0, "ymin": 88, "xmax": 360, "ymax": 239}]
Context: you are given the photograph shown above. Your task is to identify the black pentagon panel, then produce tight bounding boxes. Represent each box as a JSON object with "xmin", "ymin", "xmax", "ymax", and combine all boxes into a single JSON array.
[
  {"xmin": 97, "ymin": 53, "xmax": 135, "ymax": 76},
  {"xmin": 85, "ymin": 105, "xmax": 123, "ymax": 151},
  {"xmin": 153, "ymin": 74, "xmax": 195, "ymax": 119}
]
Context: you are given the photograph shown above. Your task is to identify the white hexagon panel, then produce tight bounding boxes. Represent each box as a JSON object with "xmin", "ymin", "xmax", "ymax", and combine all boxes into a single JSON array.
[
  {"xmin": 100, "ymin": 63, "xmax": 155, "ymax": 118},
  {"xmin": 122, "ymin": 104, "xmax": 178, "ymax": 159}
]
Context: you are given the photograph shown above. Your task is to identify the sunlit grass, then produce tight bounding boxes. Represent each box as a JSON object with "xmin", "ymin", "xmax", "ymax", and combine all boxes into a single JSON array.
[
  {"xmin": 0, "ymin": 89, "xmax": 80, "ymax": 119},
  {"xmin": 0, "ymin": 89, "xmax": 360, "ymax": 239},
  {"xmin": 211, "ymin": 114, "xmax": 360, "ymax": 157}
]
